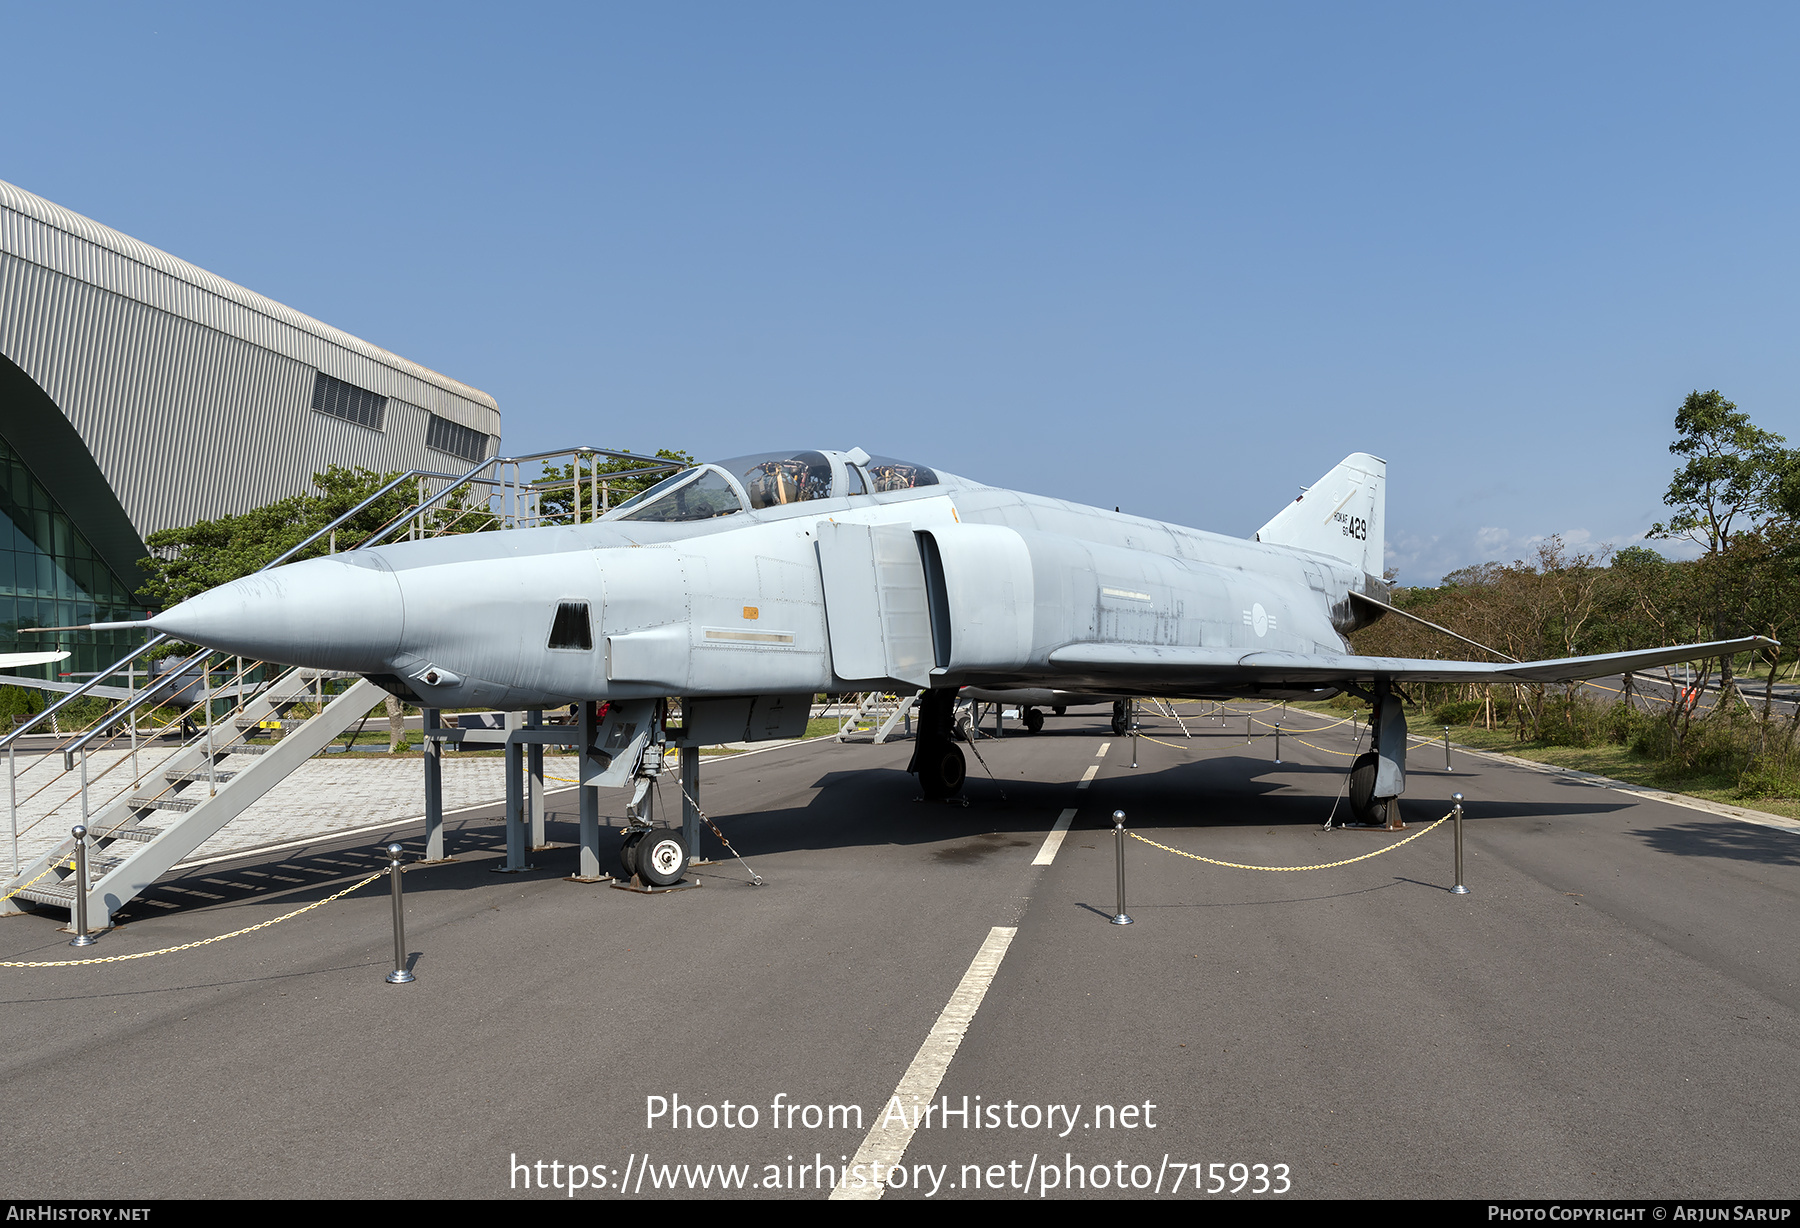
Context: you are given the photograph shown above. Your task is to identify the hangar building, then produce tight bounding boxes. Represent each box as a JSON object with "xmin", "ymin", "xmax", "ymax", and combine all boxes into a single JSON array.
[{"xmin": 0, "ymin": 177, "xmax": 501, "ymax": 674}]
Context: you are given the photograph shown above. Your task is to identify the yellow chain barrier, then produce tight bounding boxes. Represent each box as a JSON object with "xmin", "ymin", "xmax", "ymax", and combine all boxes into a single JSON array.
[
  {"xmin": 1287, "ymin": 737, "xmax": 1358, "ymax": 757},
  {"xmin": 1249, "ymin": 713, "xmax": 1359, "ymax": 733},
  {"xmin": 0, "ymin": 868, "xmax": 387, "ymax": 968},
  {"xmin": 1127, "ymin": 811, "xmax": 1451, "ymax": 872},
  {"xmin": 1135, "ymin": 733, "xmax": 1192, "ymax": 751}
]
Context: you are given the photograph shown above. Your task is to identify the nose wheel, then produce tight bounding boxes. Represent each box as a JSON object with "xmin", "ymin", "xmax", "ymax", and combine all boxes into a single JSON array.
[
  {"xmin": 637, "ymin": 830, "xmax": 689, "ymax": 887},
  {"xmin": 1348, "ymin": 752, "xmax": 1391, "ymax": 827},
  {"xmin": 619, "ymin": 828, "xmax": 689, "ymax": 886}
]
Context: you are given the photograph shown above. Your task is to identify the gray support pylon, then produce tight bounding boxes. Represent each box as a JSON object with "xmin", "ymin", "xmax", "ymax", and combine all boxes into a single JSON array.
[
  {"xmin": 496, "ymin": 711, "xmax": 529, "ymax": 872},
  {"xmin": 576, "ymin": 702, "xmax": 603, "ymax": 879},
  {"xmin": 681, "ymin": 745, "xmax": 700, "ymax": 863},
  {"xmin": 527, "ymin": 709, "xmax": 546, "ymax": 849},
  {"xmin": 422, "ymin": 708, "xmax": 444, "ymax": 861}
]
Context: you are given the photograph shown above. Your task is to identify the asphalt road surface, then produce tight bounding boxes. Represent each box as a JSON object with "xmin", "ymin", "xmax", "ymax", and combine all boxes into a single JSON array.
[{"xmin": 1, "ymin": 704, "xmax": 1794, "ymax": 1201}]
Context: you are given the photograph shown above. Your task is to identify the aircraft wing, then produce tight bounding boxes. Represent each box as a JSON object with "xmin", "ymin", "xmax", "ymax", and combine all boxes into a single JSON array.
[{"xmin": 1044, "ymin": 636, "xmax": 1774, "ymax": 691}]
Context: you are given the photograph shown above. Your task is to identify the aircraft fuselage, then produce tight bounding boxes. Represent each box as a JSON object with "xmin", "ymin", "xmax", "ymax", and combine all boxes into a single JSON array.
[{"xmin": 151, "ymin": 460, "xmax": 1381, "ymax": 712}]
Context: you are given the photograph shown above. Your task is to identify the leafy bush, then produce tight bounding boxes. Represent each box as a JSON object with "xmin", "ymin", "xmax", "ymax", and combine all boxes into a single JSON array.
[
  {"xmin": 1602, "ymin": 700, "xmax": 1652, "ymax": 747},
  {"xmin": 1535, "ymin": 693, "xmax": 1598, "ymax": 747},
  {"xmin": 1734, "ymin": 762, "xmax": 1800, "ymax": 800},
  {"xmin": 1428, "ymin": 699, "xmax": 1483, "ymax": 727}
]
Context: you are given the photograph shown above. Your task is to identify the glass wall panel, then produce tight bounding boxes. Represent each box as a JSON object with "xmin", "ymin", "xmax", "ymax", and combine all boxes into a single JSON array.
[{"xmin": 0, "ymin": 434, "xmax": 144, "ymax": 681}]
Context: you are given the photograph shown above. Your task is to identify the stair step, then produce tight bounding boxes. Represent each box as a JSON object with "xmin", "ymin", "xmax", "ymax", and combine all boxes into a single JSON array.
[
  {"xmin": 16, "ymin": 881, "xmax": 76, "ymax": 906},
  {"xmin": 101, "ymin": 825, "xmax": 163, "ymax": 844},
  {"xmin": 162, "ymin": 769, "xmax": 237, "ymax": 784},
  {"xmin": 132, "ymin": 795, "xmax": 200, "ymax": 813},
  {"xmin": 220, "ymin": 742, "xmax": 274, "ymax": 755}
]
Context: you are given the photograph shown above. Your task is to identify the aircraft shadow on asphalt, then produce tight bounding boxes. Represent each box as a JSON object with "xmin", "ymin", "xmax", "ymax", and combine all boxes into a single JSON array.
[{"xmin": 1637, "ymin": 819, "xmax": 1800, "ymax": 867}]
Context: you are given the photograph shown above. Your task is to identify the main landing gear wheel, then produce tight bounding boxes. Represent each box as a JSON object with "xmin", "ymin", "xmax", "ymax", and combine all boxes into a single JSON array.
[
  {"xmin": 920, "ymin": 743, "xmax": 966, "ymax": 799},
  {"xmin": 1052, "ymin": 704, "xmax": 1066, "ymax": 717},
  {"xmin": 1348, "ymin": 752, "xmax": 1390, "ymax": 827},
  {"xmin": 1111, "ymin": 700, "xmax": 1130, "ymax": 737},
  {"xmin": 1023, "ymin": 707, "xmax": 1044, "ymax": 734},
  {"xmin": 619, "ymin": 831, "xmax": 646, "ymax": 878},
  {"xmin": 637, "ymin": 831, "xmax": 689, "ymax": 887}
]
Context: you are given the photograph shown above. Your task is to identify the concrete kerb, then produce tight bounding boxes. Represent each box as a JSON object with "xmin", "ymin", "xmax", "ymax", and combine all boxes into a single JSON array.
[{"xmin": 1443, "ymin": 741, "xmax": 1800, "ymax": 834}]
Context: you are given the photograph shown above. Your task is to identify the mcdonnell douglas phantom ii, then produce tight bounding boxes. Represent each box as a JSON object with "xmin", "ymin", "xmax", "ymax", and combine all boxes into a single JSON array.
[{"xmin": 140, "ymin": 447, "xmax": 1766, "ymax": 847}]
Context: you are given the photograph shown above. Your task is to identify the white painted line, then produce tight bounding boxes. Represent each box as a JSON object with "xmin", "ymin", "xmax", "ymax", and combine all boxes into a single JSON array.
[
  {"xmin": 1033, "ymin": 808, "xmax": 1077, "ymax": 866},
  {"xmin": 1096, "ymin": 742, "xmax": 1110, "ymax": 757},
  {"xmin": 1077, "ymin": 765, "xmax": 1099, "ymax": 789},
  {"xmin": 832, "ymin": 926, "xmax": 1019, "ymax": 1200}
]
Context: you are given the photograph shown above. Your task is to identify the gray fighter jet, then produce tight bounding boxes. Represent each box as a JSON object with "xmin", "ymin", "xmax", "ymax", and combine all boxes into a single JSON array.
[{"xmin": 142, "ymin": 447, "xmax": 1767, "ymax": 828}]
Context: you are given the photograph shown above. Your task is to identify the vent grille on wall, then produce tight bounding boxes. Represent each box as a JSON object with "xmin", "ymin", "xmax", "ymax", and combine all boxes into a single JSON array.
[
  {"xmin": 426, "ymin": 413, "xmax": 491, "ymax": 463},
  {"xmin": 311, "ymin": 372, "xmax": 387, "ymax": 431}
]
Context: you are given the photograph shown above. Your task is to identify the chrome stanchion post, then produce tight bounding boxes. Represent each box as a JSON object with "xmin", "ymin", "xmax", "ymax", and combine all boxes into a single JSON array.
[
  {"xmin": 1273, "ymin": 721, "xmax": 1282, "ymax": 764},
  {"xmin": 385, "ymin": 842, "xmax": 415, "ymax": 983},
  {"xmin": 69, "ymin": 824, "xmax": 95, "ymax": 946},
  {"xmin": 1130, "ymin": 701, "xmax": 1139, "ymax": 769},
  {"xmin": 1111, "ymin": 810, "xmax": 1133, "ymax": 925},
  {"xmin": 1444, "ymin": 726, "xmax": 1452, "ymax": 771},
  {"xmin": 1450, "ymin": 793, "xmax": 1469, "ymax": 896}
]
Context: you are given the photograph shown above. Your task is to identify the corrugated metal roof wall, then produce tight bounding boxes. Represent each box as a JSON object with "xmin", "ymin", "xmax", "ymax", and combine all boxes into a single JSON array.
[{"xmin": 0, "ymin": 177, "xmax": 501, "ymax": 549}]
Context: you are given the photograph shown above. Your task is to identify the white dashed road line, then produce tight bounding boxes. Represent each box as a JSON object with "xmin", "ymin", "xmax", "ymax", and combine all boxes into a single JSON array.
[
  {"xmin": 1033, "ymin": 808, "xmax": 1077, "ymax": 866},
  {"xmin": 831, "ymin": 926, "xmax": 1019, "ymax": 1200}
]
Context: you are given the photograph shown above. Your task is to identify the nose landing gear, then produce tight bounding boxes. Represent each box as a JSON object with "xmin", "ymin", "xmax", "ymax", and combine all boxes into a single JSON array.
[{"xmin": 909, "ymin": 690, "xmax": 968, "ymax": 802}]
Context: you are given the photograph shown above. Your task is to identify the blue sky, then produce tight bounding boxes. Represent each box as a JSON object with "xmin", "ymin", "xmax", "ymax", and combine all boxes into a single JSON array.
[{"xmin": 5, "ymin": 2, "xmax": 1797, "ymax": 584}]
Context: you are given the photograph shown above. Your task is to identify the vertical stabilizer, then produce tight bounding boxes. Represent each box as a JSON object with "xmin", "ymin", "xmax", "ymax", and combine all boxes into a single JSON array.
[{"xmin": 1254, "ymin": 453, "xmax": 1385, "ymax": 578}]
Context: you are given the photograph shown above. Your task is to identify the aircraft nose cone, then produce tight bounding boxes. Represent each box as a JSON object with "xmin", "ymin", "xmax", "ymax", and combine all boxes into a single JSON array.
[{"xmin": 148, "ymin": 555, "xmax": 404, "ymax": 672}]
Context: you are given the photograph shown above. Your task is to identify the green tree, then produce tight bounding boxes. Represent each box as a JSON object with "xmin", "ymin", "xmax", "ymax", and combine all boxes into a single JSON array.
[
  {"xmin": 135, "ymin": 465, "xmax": 496, "ymax": 610},
  {"xmin": 1648, "ymin": 391, "xmax": 1798, "ymax": 696},
  {"xmin": 1649, "ymin": 391, "xmax": 1792, "ymax": 555}
]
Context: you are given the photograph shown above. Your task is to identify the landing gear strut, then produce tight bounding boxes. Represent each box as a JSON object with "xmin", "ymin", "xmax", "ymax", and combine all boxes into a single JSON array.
[
  {"xmin": 1111, "ymin": 699, "xmax": 1130, "ymax": 737},
  {"xmin": 909, "ymin": 690, "xmax": 967, "ymax": 800},
  {"xmin": 1348, "ymin": 680, "xmax": 1406, "ymax": 828}
]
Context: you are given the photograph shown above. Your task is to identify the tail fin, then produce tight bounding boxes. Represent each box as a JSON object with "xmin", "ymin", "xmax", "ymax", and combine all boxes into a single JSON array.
[{"xmin": 1254, "ymin": 452, "xmax": 1385, "ymax": 578}]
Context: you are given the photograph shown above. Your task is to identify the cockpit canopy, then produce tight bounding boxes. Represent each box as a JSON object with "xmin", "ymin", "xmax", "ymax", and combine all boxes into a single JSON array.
[{"xmin": 605, "ymin": 449, "xmax": 938, "ymax": 523}]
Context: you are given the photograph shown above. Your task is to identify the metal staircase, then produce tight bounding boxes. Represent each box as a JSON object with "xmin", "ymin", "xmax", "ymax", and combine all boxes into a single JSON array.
[
  {"xmin": 836, "ymin": 691, "xmax": 917, "ymax": 743},
  {"xmin": 1, "ymin": 667, "xmax": 385, "ymax": 929}
]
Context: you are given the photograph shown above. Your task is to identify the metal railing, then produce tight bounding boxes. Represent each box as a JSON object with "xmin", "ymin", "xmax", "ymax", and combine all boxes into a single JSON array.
[{"xmin": 1, "ymin": 445, "xmax": 684, "ymax": 875}]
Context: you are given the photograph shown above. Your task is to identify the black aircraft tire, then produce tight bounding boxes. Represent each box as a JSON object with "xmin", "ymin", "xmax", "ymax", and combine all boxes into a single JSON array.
[
  {"xmin": 1024, "ymin": 708, "xmax": 1044, "ymax": 734},
  {"xmin": 1111, "ymin": 713, "xmax": 1129, "ymax": 736},
  {"xmin": 619, "ymin": 830, "xmax": 645, "ymax": 878},
  {"xmin": 1052, "ymin": 705, "xmax": 1066, "ymax": 717},
  {"xmin": 1348, "ymin": 752, "xmax": 1389, "ymax": 826},
  {"xmin": 637, "ymin": 831, "xmax": 689, "ymax": 887},
  {"xmin": 921, "ymin": 744, "xmax": 966, "ymax": 798}
]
